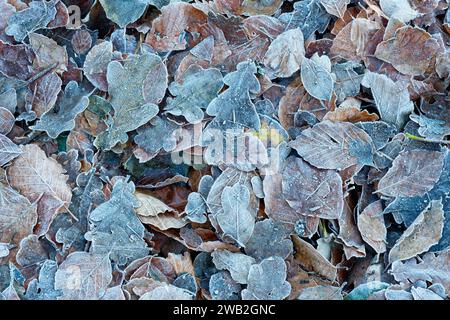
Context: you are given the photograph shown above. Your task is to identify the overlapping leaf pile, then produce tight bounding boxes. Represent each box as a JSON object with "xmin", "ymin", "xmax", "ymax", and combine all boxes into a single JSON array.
[{"xmin": 0, "ymin": 0, "xmax": 449, "ymax": 301}]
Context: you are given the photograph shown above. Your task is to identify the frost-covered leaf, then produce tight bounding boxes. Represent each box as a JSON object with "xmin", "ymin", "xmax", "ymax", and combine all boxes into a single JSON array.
[
  {"xmin": 389, "ymin": 200, "xmax": 444, "ymax": 263},
  {"xmin": 245, "ymin": 219, "xmax": 293, "ymax": 261},
  {"xmin": 30, "ymin": 72, "xmax": 62, "ymax": 118},
  {"xmin": 0, "ymin": 134, "xmax": 21, "ymax": 166},
  {"xmin": 301, "ymin": 56, "xmax": 334, "ymax": 101},
  {"xmin": 374, "ymin": 26, "xmax": 441, "ymax": 76},
  {"xmin": 377, "ymin": 150, "xmax": 444, "ymax": 198},
  {"xmin": 0, "ymin": 107, "xmax": 14, "ymax": 135},
  {"xmin": 241, "ymin": 256, "xmax": 291, "ymax": 300},
  {"xmin": 0, "ymin": 40, "xmax": 34, "ymax": 81},
  {"xmin": 290, "ymin": 121, "xmax": 374, "ymax": 170},
  {"xmin": 7, "ymin": 144, "xmax": 71, "ymax": 209},
  {"xmin": 380, "ymin": 0, "xmax": 418, "ymax": 22},
  {"xmin": 390, "ymin": 251, "xmax": 450, "ymax": 292},
  {"xmin": 209, "ymin": 271, "xmax": 241, "ymax": 300},
  {"xmin": 0, "ymin": 181, "xmax": 37, "ymax": 253},
  {"xmin": 205, "ymin": 60, "xmax": 261, "ymax": 133},
  {"xmin": 411, "ymin": 287, "xmax": 443, "ymax": 300},
  {"xmin": 83, "ymin": 41, "xmax": 113, "ymax": 92},
  {"xmin": 361, "ymin": 72, "xmax": 414, "ymax": 129},
  {"xmin": 212, "ymin": 250, "xmax": 256, "ymax": 284},
  {"xmin": 99, "ymin": 0, "xmax": 149, "ymax": 28},
  {"xmin": 264, "ymin": 28, "xmax": 305, "ymax": 78},
  {"xmin": 94, "ymin": 54, "xmax": 160, "ymax": 150},
  {"xmin": 319, "ymin": 0, "xmax": 350, "ymax": 18},
  {"xmin": 85, "ymin": 179, "xmax": 149, "ymax": 265},
  {"xmin": 16, "ymin": 234, "xmax": 48, "ymax": 267},
  {"xmin": 31, "ymin": 81, "xmax": 90, "ymax": 139},
  {"xmin": 55, "ymin": 252, "xmax": 112, "ymax": 300},
  {"xmin": 357, "ymin": 200, "xmax": 386, "ymax": 254},
  {"xmin": 331, "ymin": 62, "xmax": 363, "ymax": 102},
  {"xmin": 185, "ymin": 175, "xmax": 214, "ymax": 224},
  {"xmin": 145, "ymin": 2, "xmax": 208, "ymax": 52},
  {"xmin": 298, "ymin": 285, "xmax": 343, "ymax": 300},
  {"xmin": 134, "ymin": 116, "xmax": 180, "ymax": 162},
  {"xmin": 6, "ymin": 0, "xmax": 57, "ymax": 42},
  {"xmin": 345, "ymin": 281, "xmax": 390, "ymax": 300},
  {"xmin": 165, "ymin": 65, "xmax": 223, "ymax": 124},
  {"xmin": 217, "ymin": 183, "xmax": 255, "ymax": 247},
  {"xmin": 25, "ymin": 260, "xmax": 61, "ymax": 300},
  {"xmin": 140, "ymin": 282, "xmax": 194, "ymax": 300},
  {"xmin": 279, "ymin": 0, "xmax": 331, "ymax": 40},
  {"xmin": 29, "ymin": 33, "xmax": 68, "ymax": 73}
]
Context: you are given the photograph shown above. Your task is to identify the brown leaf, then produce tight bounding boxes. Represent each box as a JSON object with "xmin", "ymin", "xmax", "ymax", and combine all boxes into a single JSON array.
[
  {"xmin": 374, "ymin": 26, "xmax": 441, "ymax": 76},
  {"xmin": 292, "ymin": 235, "xmax": 337, "ymax": 281},
  {"xmin": 30, "ymin": 72, "xmax": 62, "ymax": 117},
  {"xmin": 0, "ymin": 181, "xmax": 37, "ymax": 258},
  {"xmin": 391, "ymin": 251, "xmax": 450, "ymax": 292},
  {"xmin": 389, "ymin": 199, "xmax": 444, "ymax": 263},
  {"xmin": 215, "ymin": 0, "xmax": 284, "ymax": 16},
  {"xmin": 357, "ymin": 200, "xmax": 387, "ymax": 254},
  {"xmin": 282, "ymin": 156, "xmax": 344, "ymax": 219},
  {"xmin": 377, "ymin": 150, "xmax": 444, "ymax": 198},
  {"xmin": 297, "ymin": 284, "xmax": 343, "ymax": 300},
  {"xmin": 145, "ymin": 3, "xmax": 208, "ymax": 52},
  {"xmin": 7, "ymin": 144, "xmax": 72, "ymax": 211},
  {"xmin": 264, "ymin": 28, "xmax": 305, "ymax": 78},
  {"xmin": 323, "ymin": 105, "xmax": 379, "ymax": 123},
  {"xmin": 29, "ymin": 33, "xmax": 68, "ymax": 73},
  {"xmin": 290, "ymin": 120, "xmax": 374, "ymax": 170},
  {"xmin": 338, "ymin": 199, "xmax": 366, "ymax": 259},
  {"xmin": 0, "ymin": 40, "xmax": 34, "ymax": 80},
  {"xmin": 0, "ymin": 107, "xmax": 14, "ymax": 135}
]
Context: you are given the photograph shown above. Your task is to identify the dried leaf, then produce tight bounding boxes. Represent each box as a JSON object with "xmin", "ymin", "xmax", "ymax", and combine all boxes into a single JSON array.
[
  {"xmin": 29, "ymin": 33, "xmax": 68, "ymax": 73},
  {"xmin": 0, "ymin": 134, "xmax": 21, "ymax": 166},
  {"xmin": 217, "ymin": 183, "xmax": 255, "ymax": 247},
  {"xmin": 7, "ymin": 144, "xmax": 71, "ymax": 209},
  {"xmin": 83, "ymin": 41, "xmax": 113, "ymax": 92},
  {"xmin": 357, "ymin": 200, "xmax": 387, "ymax": 254},
  {"xmin": 212, "ymin": 250, "xmax": 256, "ymax": 284},
  {"xmin": 264, "ymin": 28, "xmax": 305, "ymax": 78},
  {"xmin": 389, "ymin": 200, "xmax": 444, "ymax": 263},
  {"xmin": 374, "ymin": 26, "xmax": 441, "ymax": 76},
  {"xmin": 31, "ymin": 81, "xmax": 90, "ymax": 139},
  {"xmin": 165, "ymin": 65, "xmax": 223, "ymax": 124},
  {"xmin": 319, "ymin": 0, "xmax": 350, "ymax": 19},
  {"xmin": 6, "ymin": 0, "xmax": 57, "ymax": 42},
  {"xmin": 301, "ymin": 56, "xmax": 334, "ymax": 101},
  {"xmin": 241, "ymin": 256, "xmax": 291, "ymax": 300},
  {"xmin": 55, "ymin": 251, "xmax": 112, "ymax": 300},
  {"xmin": 290, "ymin": 121, "xmax": 374, "ymax": 170},
  {"xmin": 99, "ymin": 0, "xmax": 149, "ymax": 28},
  {"xmin": 94, "ymin": 54, "xmax": 159, "ymax": 150},
  {"xmin": 85, "ymin": 179, "xmax": 149, "ymax": 265},
  {"xmin": 390, "ymin": 251, "xmax": 450, "ymax": 292},
  {"xmin": 377, "ymin": 150, "xmax": 444, "ymax": 198}
]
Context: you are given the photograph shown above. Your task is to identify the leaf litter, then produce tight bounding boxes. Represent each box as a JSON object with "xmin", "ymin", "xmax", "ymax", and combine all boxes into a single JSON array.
[{"xmin": 0, "ymin": 0, "xmax": 449, "ymax": 301}]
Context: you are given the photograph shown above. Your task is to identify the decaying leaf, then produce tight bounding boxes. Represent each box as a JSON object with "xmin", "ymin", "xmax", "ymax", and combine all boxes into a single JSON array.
[
  {"xmin": 361, "ymin": 72, "xmax": 414, "ymax": 129},
  {"xmin": 31, "ymin": 81, "xmax": 90, "ymax": 138},
  {"xmin": 241, "ymin": 256, "xmax": 291, "ymax": 300},
  {"xmin": 374, "ymin": 26, "xmax": 441, "ymax": 76},
  {"xmin": 389, "ymin": 200, "xmax": 445, "ymax": 263},
  {"xmin": 357, "ymin": 200, "xmax": 387, "ymax": 254},
  {"xmin": 217, "ymin": 183, "xmax": 255, "ymax": 247},
  {"xmin": 165, "ymin": 65, "xmax": 223, "ymax": 124},
  {"xmin": 290, "ymin": 121, "xmax": 374, "ymax": 170},
  {"xmin": 264, "ymin": 28, "xmax": 305, "ymax": 78},
  {"xmin": 301, "ymin": 55, "xmax": 334, "ymax": 101},
  {"xmin": 212, "ymin": 250, "xmax": 256, "ymax": 284},
  {"xmin": 377, "ymin": 150, "xmax": 444, "ymax": 198},
  {"xmin": 7, "ymin": 144, "xmax": 72, "ymax": 209},
  {"xmin": 55, "ymin": 251, "xmax": 112, "ymax": 300},
  {"xmin": 85, "ymin": 179, "xmax": 149, "ymax": 265}
]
